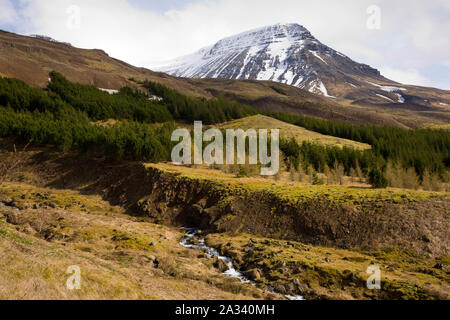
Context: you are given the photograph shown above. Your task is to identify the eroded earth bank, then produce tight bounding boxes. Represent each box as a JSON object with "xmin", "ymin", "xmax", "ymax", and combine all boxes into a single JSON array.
[{"xmin": 0, "ymin": 146, "xmax": 448, "ymax": 300}]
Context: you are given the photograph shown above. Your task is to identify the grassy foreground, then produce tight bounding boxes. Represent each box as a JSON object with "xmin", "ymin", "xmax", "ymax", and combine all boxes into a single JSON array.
[
  {"xmin": 0, "ymin": 182, "xmax": 276, "ymax": 300},
  {"xmin": 0, "ymin": 145, "xmax": 448, "ymax": 300}
]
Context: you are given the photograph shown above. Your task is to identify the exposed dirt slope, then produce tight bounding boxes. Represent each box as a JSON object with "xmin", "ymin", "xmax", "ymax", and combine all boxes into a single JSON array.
[{"xmin": 12, "ymin": 148, "xmax": 448, "ymax": 258}]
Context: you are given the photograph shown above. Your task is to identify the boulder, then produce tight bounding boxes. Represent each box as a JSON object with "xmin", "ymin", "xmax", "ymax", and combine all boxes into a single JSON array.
[
  {"xmin": 244, "ymin": 268, "xmax": 262, "ymax": 281},
  {"xmin": 214, "ymin": 259, "xmax": 229, "ymax": 273}
]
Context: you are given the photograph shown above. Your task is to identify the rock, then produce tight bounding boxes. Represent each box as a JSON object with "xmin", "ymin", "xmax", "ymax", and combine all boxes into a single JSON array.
[
  {"xmin": 246, "ymin": 248, "xmax": 255, "ymax": 256},
  {"xmin": 22, "ymin": 224, "xmax": 36, "ymax": 236},
  {"xmin": 273, "ymin": 283, "xmax": 287, "ymax": 294},
  {"xmin": 197, "ymin": 198, "xmax": 207, "ymax": 208},
  {"xmin": 244, "ymin": 268, "xmax": 262, "ymax": 281},
  {"xmin": 214, "ymin": 259, "xmax": 229, "ymax": 273},
  {"xmin": 280, "ymin": 267, "xmax": 291, "ymax": 276},
  {"xmin": 188, "ymin": 238, "xmax": 199, "ymax": 245},
  {"xmin": 0, "ymin": 197, "xmax": 12, "ymax": 204},
  {"xmin": 293, "ymin": 267, "xmax": 303, "ymax": 274},
  {"xmin": 191, "ymin": 204, "xmax": 203, "ymax": 214},
  {"xmin": 284, "ymin": 283, "xmax": 295, "ymax": 293}
]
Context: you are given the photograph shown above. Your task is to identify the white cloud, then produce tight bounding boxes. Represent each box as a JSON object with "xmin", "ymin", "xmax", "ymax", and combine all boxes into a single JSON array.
[
  {"xmin": 379, "ymin": 67, "xmax": 432, "ymax": 87},
  {"xmin": 0, "ymin": 0, "xmax": 19, "ymax": 24},
  {"xmin": 4, "ymin": 0, "xmax": 450, "ymax": 89}
]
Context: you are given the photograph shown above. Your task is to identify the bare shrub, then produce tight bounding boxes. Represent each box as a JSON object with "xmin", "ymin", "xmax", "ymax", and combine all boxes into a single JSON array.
[
  {"xmin": 401, "ymin": 168, "xmax": 420, "ymax": 190},
  {"xmin": 422, "ymin": 170, "xmax": 443, "ymax": 192},
  {"xmin": 0, "ymin": 143, "xmax": 30, "ymax": 186}
]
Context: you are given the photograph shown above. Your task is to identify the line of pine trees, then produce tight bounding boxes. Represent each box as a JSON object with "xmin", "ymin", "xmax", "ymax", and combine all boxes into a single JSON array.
[
  {"xmin": 144, "ymin": 81, "xmax": 257, "ymax": 124},
  {"xmin": 0, "ymin": 72, "xmax": 449, "ymax": 189},
  {"xmin": 271, "ymin": 112, "xmax": 450, "ymax": 181}
]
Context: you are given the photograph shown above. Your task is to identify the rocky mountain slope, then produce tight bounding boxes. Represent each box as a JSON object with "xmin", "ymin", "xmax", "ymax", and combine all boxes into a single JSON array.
[
  {"xmin": 155, "ymin": 23, "xmax": 380, "ymax": 97},
  {"xmin": 1, "ymin": 28, "xmax": 449, "ymax": 128},
  {"xmin": 156, "ymin": 23, "xmax": 450, "ymax": 112}
]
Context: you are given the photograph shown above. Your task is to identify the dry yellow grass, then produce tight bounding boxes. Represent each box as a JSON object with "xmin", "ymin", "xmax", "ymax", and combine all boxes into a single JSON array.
[
  {"xmin": 424, "ymin": 124, "xmax": 450, "ymax": 130},
  {"xmin": 0, "ymin": 182, "xmax": 276, "ymax": 300},
  {"xmin": 216, "ymin": 115, "xmax": 371, "ymax": 150},
  {"xmin": 206, "ymin": 233, "xmax": 450, "ymax": 300}
]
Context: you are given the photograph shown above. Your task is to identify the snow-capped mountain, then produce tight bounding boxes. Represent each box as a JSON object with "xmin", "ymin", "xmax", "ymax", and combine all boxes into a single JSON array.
[{"xmin": 154, "ymin": 23, "xmax": 386, "ymax": 98}]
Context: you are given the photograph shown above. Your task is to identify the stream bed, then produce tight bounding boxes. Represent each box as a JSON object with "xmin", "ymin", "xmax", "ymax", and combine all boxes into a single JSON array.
[{"xmin": 179, "ymin": 228, "xmax": 305, "ymax": 301}]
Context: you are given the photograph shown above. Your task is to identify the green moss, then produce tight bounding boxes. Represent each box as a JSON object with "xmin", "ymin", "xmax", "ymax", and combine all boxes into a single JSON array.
[
  {"xmin": 110, "ymin": 229, "xmax": 157, "ymax": 251},
  {"xmin": 150, "ymin": 164, "xmax": 444, "ymax": 206},
  {"xmin": 205, "ymin": 233, "xmax": 449, "ymax": 300}
]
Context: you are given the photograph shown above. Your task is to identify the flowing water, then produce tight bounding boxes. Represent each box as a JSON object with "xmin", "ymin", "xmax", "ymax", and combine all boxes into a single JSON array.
[
  {"xmin": 179, "ymin": 228, "xmax": 305, "ymax": 300},
  {"xmin": 179, "ymin": 228, "xmax": 252, "ymax": 283}
]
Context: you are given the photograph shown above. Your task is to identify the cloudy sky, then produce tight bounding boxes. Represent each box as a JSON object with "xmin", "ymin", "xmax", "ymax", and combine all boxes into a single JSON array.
[{"xmin": 1, "ymin": 0, "xmax": 449, "ymax": 89}]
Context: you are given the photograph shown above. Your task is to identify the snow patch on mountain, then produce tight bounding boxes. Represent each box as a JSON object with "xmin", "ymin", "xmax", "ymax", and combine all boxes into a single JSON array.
[
  {"xmin": 153, "ymin": 23, "xmax": 383, "ymax": 99},
  {"xmin": 376, "ymin": 94, "xmax": 395, "ymax": 103},
  {"xmin": 309, "ymin": 50, "xmax": 328, "ymax": 65},
  {"xmin": 367, "ymin": 81, "xmax": 406, "ymax": 92}
]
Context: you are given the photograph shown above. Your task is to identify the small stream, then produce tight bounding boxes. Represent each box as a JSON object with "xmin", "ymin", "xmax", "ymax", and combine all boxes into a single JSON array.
[
  {"xmin": 180, "ymin": 228, "xmax": 252, "ymax": 283},
  {"xmin": 179, "ymin": 228, "xmax": 305, "ymax": 301}
]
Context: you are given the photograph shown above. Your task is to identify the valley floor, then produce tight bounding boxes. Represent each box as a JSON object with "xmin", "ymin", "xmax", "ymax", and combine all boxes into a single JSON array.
[
  {"xmin": 0, "ymin": 146, "xmax": 448, "ymax": 300},
  {"xmin": 0, "ymin": 182, "xmax": 275, "ymax": 300}
]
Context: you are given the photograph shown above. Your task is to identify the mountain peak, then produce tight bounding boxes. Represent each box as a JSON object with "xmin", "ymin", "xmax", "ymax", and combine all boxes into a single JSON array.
[
  {"xmin": 206, "ymin": 23, "xmax": 315, "ymax": 57},
  {"xmin": 154, "ymin": 23, "xmax": 383, "ymax": 98}
]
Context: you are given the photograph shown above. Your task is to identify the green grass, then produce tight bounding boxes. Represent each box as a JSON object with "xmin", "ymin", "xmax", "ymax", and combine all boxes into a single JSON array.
[{"xmin": 150, "ymin": 163, "xmax": 444, "ymax": 205}]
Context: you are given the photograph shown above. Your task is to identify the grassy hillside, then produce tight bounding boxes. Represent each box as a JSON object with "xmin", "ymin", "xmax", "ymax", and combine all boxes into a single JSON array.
[
  {"xmin": 217, "ymin": 115, "xmax": 371, "ymax": 150},
  {"xmin": 186, "ymin": 78, "xmax": 450, "ymax": 129},
  {"xmin": 0, "ymin": 30, "xmax": 210, "ymax": 98},
  {"xmin": 1, "ymin": 148, "xmax": 447, "ymax": 300},
  {"xmin": 1, "ymin": 29, "xmax": 449, "ymax": 128},
  {"xmin": 0, "ymin": 182, "xmax": 274, "ymax": 300}
]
